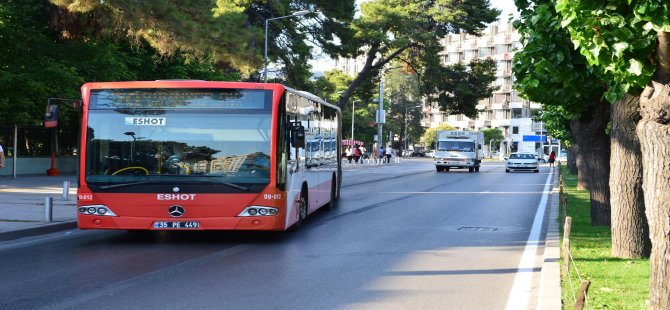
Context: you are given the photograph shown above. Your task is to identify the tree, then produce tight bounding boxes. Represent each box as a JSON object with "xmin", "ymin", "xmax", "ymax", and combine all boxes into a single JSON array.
[
  {"xmin": 311, "ymin": 69, "xmax": 377, "ymax": 147},
  {"xmin": 555, "ymin": 0, "xmax": 670, "ymax": 305},
  {"xmin": 421, "ymin": 123, "xmax": 455, "ymax": 148},
  {"xmin": 516, "ymin": 0, "xmax": 650, "ymax": 258},
  {"xmin": 536, "ymin": 105, "xmax": 579, "ymax": 175},
  {"xmin": 481, "ymin": 128, "xmax": 503, "ymax": 156},
  {"xmin": 421, "ymin": 58, "xmax": 498, "ymax": 118},
  {"xmin": 0, "ymin": 0, "xmax": 239, "ymax": 152},
  {"xmin": 513, "ymin": 0, "xmax": 612, "ymax": 226},
  {"xmin": 49, "ymin": 0, "xmax": 355, "ymax": 84},
  {"xmin": 384, "ymin": 67, "xmax": 424, "ymax": 153},
  {"xmin": 334, "ymin": 0, "xmax": 500, "ymax": 113}
]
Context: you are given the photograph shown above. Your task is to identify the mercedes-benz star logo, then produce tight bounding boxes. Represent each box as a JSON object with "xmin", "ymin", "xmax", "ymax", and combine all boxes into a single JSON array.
[{"xmin": 168, "ymin": 205, "xmax": 185, "ymax": 217}]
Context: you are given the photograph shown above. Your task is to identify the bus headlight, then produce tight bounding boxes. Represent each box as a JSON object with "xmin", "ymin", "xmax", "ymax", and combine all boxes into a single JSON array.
[
  {"xmin": 79, "ymin": 205, "xmax": 117, "ymax": 216},
  {"xmin": 238, "ymin": 206, "xmax": 279, "ymax": 217}
]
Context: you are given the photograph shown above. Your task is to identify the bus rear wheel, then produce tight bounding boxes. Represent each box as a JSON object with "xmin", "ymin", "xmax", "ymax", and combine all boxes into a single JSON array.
[{"xmin": 325, "ymin": 176, "xmax": 337, "ymax": 211}]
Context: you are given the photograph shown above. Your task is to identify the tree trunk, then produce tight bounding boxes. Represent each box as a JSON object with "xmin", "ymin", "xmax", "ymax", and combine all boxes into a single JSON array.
[
  {"xmin": 566, "ymin": 146, "xmax": 578, "ymax": 175},
  {"xmin": 637, "ymin": 82, "xmax": 670, "ymax": 309},
  {"xmin": 570, "ymin": 98, "xmax": 611, "ymax": 226},
  {"xmin": 569, "ymin": 139, "xmax": 588, "ymax": 189},
  {"xmin": 610, "ymin": 94, "xmax": 650, "ymax": 258}
]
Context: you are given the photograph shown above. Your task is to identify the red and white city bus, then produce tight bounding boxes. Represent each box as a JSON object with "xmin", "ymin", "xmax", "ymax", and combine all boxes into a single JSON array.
[{"xmin": 76, "ymin": 81, "xmax": 341, "ymax": 231}]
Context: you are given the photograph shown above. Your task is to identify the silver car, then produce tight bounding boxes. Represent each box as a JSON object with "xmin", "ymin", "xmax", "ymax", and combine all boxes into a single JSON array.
[{"xmin": 505, "ymin": 152, "xmax": 539, "ymax": 173}]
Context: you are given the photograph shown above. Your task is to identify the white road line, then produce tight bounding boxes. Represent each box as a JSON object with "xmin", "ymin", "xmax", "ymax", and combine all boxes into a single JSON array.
[
  {"xmin": 380, "ymin": 191, "xmax": 553, "ymax": 194},
  {"xmin": 505, "ymin": 168, "xmax": 553, "ymax": 309}
]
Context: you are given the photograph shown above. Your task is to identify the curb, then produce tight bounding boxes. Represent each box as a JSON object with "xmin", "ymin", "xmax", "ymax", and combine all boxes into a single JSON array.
[
  {"xmin": 536, "ymin": 168, "xmax": 562, "ymax": 309},
  {"xmin": 0, "ymin": 221, "xmax": 77, "ymax": 242}
]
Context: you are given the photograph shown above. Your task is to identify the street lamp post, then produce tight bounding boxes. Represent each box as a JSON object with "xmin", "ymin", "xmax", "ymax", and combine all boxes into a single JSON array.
[
  {"xmin": 377, "ymin": 79, "xmax": 385, "ymax": 151},
  {"xmin": 404, "ymin": 105, "xmax": 422, "ymax": 153},
  {"xmin": 264, "ymin": 10, "xmax": 311, "ymax": 82},
  {"xmin": 376, "ymin": 66, "xmax": 403, "ymax": 151}
]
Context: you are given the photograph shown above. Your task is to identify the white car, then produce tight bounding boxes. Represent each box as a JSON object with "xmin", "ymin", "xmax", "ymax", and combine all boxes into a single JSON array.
[
  {"xmin": 505, "ymin": 152, "xmax": 539, "ymax": 173},
  {"xmin": 424, "ymin": 150, "xmax": 435, "ymax": 158}
]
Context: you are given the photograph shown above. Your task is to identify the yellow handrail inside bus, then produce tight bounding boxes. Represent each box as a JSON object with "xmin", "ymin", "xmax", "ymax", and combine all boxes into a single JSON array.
[{"xmin": 112, "ymin": 166, "xmax": 149, "ymax": 175}]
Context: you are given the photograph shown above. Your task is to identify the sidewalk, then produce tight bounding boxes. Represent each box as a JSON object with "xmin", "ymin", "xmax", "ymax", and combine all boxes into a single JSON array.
[{"xmin": 0, "ymin": 174, "xmax": 78, "ymax": 241}]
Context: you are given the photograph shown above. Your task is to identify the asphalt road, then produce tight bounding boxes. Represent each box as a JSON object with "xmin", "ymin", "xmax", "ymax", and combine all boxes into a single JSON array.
[{"xmin": 0, "ymin": 159, "xmax": 553, "ymax": 310}]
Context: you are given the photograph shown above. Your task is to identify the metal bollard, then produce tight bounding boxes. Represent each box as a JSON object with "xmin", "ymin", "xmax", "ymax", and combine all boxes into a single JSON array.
[
  {"xmin": 62, "ymin": 181, "xmax": 70, "ymax": 201},
  {"xmin": 44, "ymin": 197, "xmax": 53, "ymax": 222}
]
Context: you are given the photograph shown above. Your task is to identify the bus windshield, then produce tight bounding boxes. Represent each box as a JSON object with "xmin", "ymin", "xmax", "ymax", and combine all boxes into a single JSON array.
[
  {"xmin": 85, "ymin": 88, "xmax": 272, "ymax": 187},
  {"xmin": 437, "ymin": 141, "xmax": 474, "ymax": 152}
]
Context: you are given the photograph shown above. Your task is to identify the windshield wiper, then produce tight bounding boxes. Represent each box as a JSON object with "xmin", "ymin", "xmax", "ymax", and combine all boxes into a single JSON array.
[
  {"xmin": 198, "ymin": 177, "xmax": 250, "ymax": 191},
  {"xmin": 96, "ymin": 176, "xmax": 250, "ymax": 191},
  {"xmin": 98, "ymin": 181, "xmax": 153, "ymax": 190}
]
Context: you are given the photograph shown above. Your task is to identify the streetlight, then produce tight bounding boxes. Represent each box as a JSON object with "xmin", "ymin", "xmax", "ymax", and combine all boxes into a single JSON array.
[
  {"xmin": 264, "ymin": 10, "xmax": 312, "ymax": 82},
  {"xmin": 376, "ymin": 65, "xmax": 404, "ymax": 151},
  {"xmin": 404, "ymin": 105, "xmax": 422, "ymax": 153}
]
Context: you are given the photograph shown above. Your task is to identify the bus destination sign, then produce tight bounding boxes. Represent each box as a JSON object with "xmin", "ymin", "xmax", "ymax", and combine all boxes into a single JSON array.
[{"xmin": 90, "ymin": 89, "xmax": 269, "ymax": 110}]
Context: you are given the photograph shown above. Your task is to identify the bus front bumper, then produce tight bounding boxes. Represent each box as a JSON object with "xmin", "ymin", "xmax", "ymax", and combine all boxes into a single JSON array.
[{"xmin": 77, "ymin": 215, "xmax": 286, "ymax": 231}]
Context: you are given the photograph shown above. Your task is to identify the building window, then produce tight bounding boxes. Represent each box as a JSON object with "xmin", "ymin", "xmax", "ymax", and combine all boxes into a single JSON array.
[
  {"xmin": 511, "ymin": 141, "xmax": 519, "ymax": 152},
  {"xmin": 511, "ymin": 108, "xmax": 522, "ymax": 119},
  {"xmin": 479, "ymin": 47, "xmax": 493, "ymax": 57},
  {"xmin": 512, "ymin": 126, "xmax": 519, "ymax": 134},
  {"xmin": 495, "ymin": 43, "xmax": 510, "ymax": 54}
]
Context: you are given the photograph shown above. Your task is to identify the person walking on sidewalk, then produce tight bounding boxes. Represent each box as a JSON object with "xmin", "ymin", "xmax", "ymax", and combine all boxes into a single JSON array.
[
  {"xmin": 548, "ymin": 150, "xmax": 556, "ymax": 168},
  {"xmin": 345, "ymin": 146, "xmax": 353, "ymax": 163},
  {"xmin": 385, "ymin": 145, "xmax": 393, "ymax": 163},
  {"xmin": 353, "ymin": 144, "xmax": 362, "ymax": 164},
  {"xmin": 0, "ymin": 142, "xmax": 5, "ymax": 169}
]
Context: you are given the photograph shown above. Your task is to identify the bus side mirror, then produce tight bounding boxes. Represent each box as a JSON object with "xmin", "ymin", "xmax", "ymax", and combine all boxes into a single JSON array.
[
  {"xmin": 44, "ymin": 104, "xmax": 60, "ymax": 128},
  {"xmin": 291, "ymin": 123, "xmax": 305, "ymax": 148}
]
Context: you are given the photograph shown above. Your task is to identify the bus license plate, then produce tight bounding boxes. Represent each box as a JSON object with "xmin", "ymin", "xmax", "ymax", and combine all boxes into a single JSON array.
[{"xmin": 153, "ymin": 221, "xmax": 200, "ymax": 229}]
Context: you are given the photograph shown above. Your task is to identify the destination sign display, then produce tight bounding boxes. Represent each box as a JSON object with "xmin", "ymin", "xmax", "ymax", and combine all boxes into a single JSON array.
[{"xmin": 90, "ymin": 88, "xmax": 270, "ymax": 110}]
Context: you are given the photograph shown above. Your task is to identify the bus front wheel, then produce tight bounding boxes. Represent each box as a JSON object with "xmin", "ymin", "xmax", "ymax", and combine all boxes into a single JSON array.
[{"xmin": 289, "ymin": 195, "xmax": 308, "ymax": 232}]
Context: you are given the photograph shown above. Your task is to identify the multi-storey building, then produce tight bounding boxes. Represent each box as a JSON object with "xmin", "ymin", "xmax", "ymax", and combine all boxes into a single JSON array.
[
  {"xmin": 427, "ymin": 22, "xmax": 550, "ymax": 156},
  {"xmin": 334, "ymin": 53, "xmax": 368, "ymax": 77}
]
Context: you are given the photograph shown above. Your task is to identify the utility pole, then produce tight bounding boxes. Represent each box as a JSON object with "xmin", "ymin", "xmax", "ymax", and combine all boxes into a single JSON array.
[{"xmin": 377, "ymin": 79, "xmax": 385, "ymax": 151}]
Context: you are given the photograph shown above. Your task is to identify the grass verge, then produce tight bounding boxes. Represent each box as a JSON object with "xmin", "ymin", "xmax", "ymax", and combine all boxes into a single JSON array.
[{"xmin": 559, "ymin": 164, "xmax": 649, "ymax": 309}]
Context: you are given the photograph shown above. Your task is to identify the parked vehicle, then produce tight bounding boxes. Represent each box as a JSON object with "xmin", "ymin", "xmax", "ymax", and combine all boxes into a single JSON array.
[
  {"xmin": 505, "ymin": 152, "xmax": 540, "ymax": 173},
  {"xmin": 434, "ymin": 131, "xmax": 483, "ymax": 172}
]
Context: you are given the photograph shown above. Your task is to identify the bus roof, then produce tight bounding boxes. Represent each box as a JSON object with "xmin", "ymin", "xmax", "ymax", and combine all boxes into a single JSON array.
[{"xmin": 80, "ymin": 81, "xmax": 340, "ymax": 112}]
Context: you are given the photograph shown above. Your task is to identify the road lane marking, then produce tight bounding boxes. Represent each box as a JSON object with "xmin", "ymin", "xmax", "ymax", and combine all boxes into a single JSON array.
[
  {"xmin": 380, "ymin": 191, "xmax": 553, "ymax": 194},
  {"xmin": 505, "ymin": 168, "xmax": 553, "ymax": 309}
]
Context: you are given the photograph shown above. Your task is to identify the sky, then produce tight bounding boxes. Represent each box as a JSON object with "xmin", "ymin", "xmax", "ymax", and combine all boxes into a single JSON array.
[{"xmin": 308, "ymin": 0, "xmax": 519, "ymax": 73}]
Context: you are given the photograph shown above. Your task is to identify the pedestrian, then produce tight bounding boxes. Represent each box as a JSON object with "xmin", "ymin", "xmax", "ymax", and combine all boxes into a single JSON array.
[
  {"xmin": 353, "ymin": 144, "xmax": 361, "ymax": 164},
  {"xmin": 345, "ymin": 146, "xmax": 353, "ymax": 163},
  {"xmin": 548, "ymin": 150, "xmax": 556, "ymax": 168},
  {"xmin": 378, "ymin": 146, "xmax": 385, "ymax": 163},
  {"xmin": 385, "ymin": 145, "xmax": 393, "ymax": 163},
  {"xmin": 0, "ymin": 141, "xmax": 5, "ymax": 170}
]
